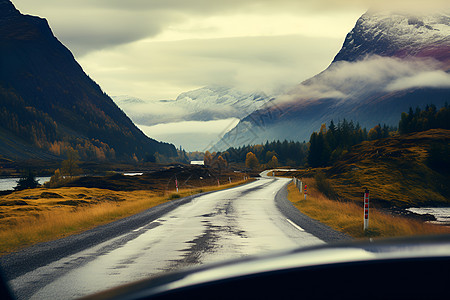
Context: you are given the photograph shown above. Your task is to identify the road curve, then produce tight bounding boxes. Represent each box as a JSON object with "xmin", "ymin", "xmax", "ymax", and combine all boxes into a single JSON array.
[{"xmin": 1, "ymin": 174, "xmax": 350, "ymax": 299}]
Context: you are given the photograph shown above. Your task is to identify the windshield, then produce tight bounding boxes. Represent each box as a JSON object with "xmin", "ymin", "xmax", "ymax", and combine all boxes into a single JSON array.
[{"xmin": 1, "ymin": 0, "xmax": 449, "ymax": 299}]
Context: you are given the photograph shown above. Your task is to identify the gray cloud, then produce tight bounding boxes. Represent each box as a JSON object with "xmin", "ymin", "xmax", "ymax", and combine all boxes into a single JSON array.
[
  {"xmin": 14, "ymin": 0, "xmax": 446, "ymax": 56},
  {"xmin": 79, "ymin": 34, "xmax": 341, "ymax": 100},
  {"xmin": 56, "ymin": 15, "xmax": 169, "ymax": 56},
  {"xmin": 11, "ymin": 0, "xmax": 449, "ymax": 101}
]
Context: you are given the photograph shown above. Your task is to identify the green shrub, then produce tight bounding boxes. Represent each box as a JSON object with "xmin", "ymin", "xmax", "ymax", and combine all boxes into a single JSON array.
[{"xmin": 168, "ymin": 193, "xmax": 181, "ymax": 200}]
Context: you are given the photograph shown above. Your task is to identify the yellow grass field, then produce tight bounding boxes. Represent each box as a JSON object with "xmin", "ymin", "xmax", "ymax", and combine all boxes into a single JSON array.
[
  {"xmin": 0, "ymin": 180, "xmax": 250, "ymax": 255},
  {"xmin": 287, "ymin": 179, "xmax": 450, "ymax": 239}
]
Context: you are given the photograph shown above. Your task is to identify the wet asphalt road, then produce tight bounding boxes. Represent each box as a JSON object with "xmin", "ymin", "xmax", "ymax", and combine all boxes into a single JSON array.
[{"xmin": 1, "ymin": 173, "xmax": 350, "ymax": 299}]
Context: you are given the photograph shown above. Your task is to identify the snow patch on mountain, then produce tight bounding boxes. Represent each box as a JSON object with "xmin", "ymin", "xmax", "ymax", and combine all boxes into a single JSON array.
[
  {"xmin": 360, "ymin": 12, "xmax": 450, "ymax": 47},
  {"xmin": 175, "ymin": 85, "xmax": 270, "ymax": 118}
]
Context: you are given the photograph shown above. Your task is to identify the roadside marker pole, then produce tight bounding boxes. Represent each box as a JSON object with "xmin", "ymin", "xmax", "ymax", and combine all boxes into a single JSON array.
[
  {"xmin": 175, "ymin": 177, "xmax": 179, "ymax": 193},
  {"xmin": 304, "ymin": 184, "xmax": 307, "ymax": 200},
  {"xmin": 364, "ymin": 188, "xmax": 370, "ymax": 230},
  {"xmin": 217, "ymin": 179, "xmax": 220, "ymax": 186},
  {"xmin": 299, "ymin": 180, "xmax": 302, "ymax": 193},
  {"xmin": 229, "ymin": 177, "xmax": 232, "ymax": 184}
]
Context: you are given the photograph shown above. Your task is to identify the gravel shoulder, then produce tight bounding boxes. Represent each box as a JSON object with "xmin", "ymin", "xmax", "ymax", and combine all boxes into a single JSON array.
[{"xmin": 275, "ymin": 181, "xmax": 353, "ymax": 243}]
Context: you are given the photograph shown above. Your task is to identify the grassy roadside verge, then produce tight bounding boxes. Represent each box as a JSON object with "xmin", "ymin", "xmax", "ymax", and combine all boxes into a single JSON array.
[
  {"xmin": 0, "ymin": 179, "xmax": 251, "ymax": 255},
  {"xmin": 287, "ymin": 180, "xmax": 450, "ymax": 239}
]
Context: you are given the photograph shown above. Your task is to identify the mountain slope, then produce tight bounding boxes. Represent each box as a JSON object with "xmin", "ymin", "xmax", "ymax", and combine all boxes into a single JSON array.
[
  {"xmin": 0, "ymin": 0, "xmax": 176, "ymax": 161},
  {"xmin": 215, "ymin": 11, "xmax": 450, "ymax": 150}
]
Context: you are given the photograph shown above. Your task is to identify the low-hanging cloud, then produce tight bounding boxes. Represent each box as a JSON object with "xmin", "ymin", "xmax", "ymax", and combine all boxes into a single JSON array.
[
  {"xmin": 278, "ymin": 55, "xmax": 449, "ymax": 104},
  {"xmin": 386, "ymin": 70, "xmax": 450, "ymax": 91},
  {"xmin": 137, "ymin": 118, "xmax": 240, "ymax": 151}
]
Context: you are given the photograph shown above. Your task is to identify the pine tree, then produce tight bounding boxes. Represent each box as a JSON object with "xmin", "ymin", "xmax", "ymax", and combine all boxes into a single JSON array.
[{"xmin": 14, "ymin": 170, "xmax": 40, "ymax": 191}]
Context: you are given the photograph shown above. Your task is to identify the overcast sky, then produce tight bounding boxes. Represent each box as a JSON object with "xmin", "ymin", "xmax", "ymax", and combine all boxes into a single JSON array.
[{"xmin": 11, "ymin": 0, "xmax": 448, "ymax": 101}]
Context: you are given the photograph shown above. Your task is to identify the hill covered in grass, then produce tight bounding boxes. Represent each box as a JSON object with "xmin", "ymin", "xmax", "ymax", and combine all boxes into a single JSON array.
[{"xmin": 288, "ymin": 129, "xmax": 450, "ymax": 208}]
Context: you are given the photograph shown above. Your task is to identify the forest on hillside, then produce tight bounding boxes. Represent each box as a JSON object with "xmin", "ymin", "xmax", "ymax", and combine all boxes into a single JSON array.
[{"xmin": 215, "ymin": 104, "xmax": 449, "ymax": 170}]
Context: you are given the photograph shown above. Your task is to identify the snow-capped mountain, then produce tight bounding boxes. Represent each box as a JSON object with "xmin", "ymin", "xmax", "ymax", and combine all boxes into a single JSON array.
[
  {"xmin": 333, "ymin": 11, "xmax": 450, "ymax": 63},
  {"xmin": 214, "ymin": 11, "xmax": 450, "ymax": 151},
  {"xmin": 334, "ymin": 12, "xmax": 450, "ymax": 62},
  {"xmin": 174, "ymin": 85, "xmax": 271, "ymax": 121},
  {"xmin": 113, "ymin": 86, "xmax": 272, "ymax": 126}
]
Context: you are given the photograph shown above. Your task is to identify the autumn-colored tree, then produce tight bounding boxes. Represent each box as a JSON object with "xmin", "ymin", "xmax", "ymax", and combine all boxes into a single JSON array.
[
  {"xmin": 215, "ymin": 155, "xmax": 227, "ymax": 172},
  {"xmin": 245, "ymin": 152, "xmax": 259, "ymax": 170},
  {"xmin": 368, "ymin": 125, "xmax": 382, "ymax": 140},
  {"xmin": 204, "ymin": 151, "xmax": 213, "ymax": 166},
  {"xmin": 319, "ymin": 123, "xmax": 327, "ymax": 135},
  {"xmin": 268, "ymin": 155, "xmax": 278, "ymax": 169},
  {"xmin": 45, "ymin": 168, "xmax": 70, "ymax": 188},
  {"xmin": 61, "ymin": 148, "xmax": 82, "ymax": 177}
]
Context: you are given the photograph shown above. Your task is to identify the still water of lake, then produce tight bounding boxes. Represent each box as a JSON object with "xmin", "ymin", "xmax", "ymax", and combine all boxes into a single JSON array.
[
  {"xmin": 0, "ymin": 177, "xmax": 50, "ymax": 191},
  {"xmin": 406, "ymin": 207, "xmax": 450, "ymax": 225}
]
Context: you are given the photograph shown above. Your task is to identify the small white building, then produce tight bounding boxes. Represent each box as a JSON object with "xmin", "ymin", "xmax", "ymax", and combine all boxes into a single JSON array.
[{"xmin": 190, "ymin": 160, "xmax": 205, "ymax": 165}]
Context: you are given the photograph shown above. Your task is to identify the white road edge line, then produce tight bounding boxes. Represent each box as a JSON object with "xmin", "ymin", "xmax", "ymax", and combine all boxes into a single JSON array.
[
  {"xmin": 134, "ymin": 219, "xmax": 162, "ymax": 232},
  {"xmin": 286, "ymin": 218, "xmax": 305, "ymax": 231},
  {"xmin": 133, "ymin": 225, "xmax": 146, "ymax": 232}
]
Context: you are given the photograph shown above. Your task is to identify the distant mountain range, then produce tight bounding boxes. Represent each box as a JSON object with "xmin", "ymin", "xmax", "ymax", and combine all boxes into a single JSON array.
[
  {"xmin": 0, "ymin": 0, "xmax": 176, "ymax": 161},
  {"xmin": 113, "ymin": 86, "xmax": 272, "ymax": 126},
  {"xmin": 214, "ymin": 11, "xmax": 450, "ymax": 151}
]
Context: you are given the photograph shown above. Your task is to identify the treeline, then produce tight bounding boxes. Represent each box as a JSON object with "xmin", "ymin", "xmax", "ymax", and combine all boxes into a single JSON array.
[
  {"xmin": 0, "ymin": 87, "xmax": 57, "ymax": 148},
  {"xmin": 308, "ymin": 104, "xmax": 450, "ymax": 167},
  {"xmin": 214, "ymin": 104, "xmax": 449, "ymax": 170},
  {"xmin": 220, "ymin": 140, "xmax": 308, "ymax": 168},
  {"xmin": 399, "ymin": 104, "xmax": 450, "ymax": 134},
  {"xmin": 308, "ymin": 120, "xmax": 396, "ymax": 168},
  {"xmin": 0, "ymin": 87, "xmax": 117, "ymax": 161},
  {"xmin": 399, "ymin": 104, "xmax": 450, "ymax": 175},
  {"xmin": 0, "ymin": 85, "xmax": 177, "ymax": 162}
]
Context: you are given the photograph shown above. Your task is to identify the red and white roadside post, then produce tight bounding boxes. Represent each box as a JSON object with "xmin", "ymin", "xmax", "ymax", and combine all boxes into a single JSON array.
[
  {"xmin": 175, "ymin": 177, "xmax": 179, "ymax": 193},
  {"xmin": 304, "ymin": 184, "xmax": 307, "ymax": 200},
  {"xmin": 364, "ymin": 188, "xmax": 370, "ymax": 230}
]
